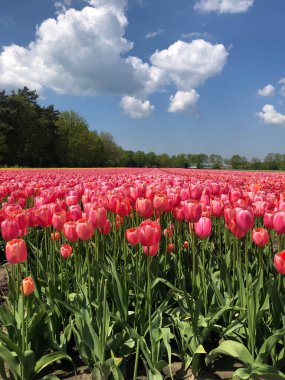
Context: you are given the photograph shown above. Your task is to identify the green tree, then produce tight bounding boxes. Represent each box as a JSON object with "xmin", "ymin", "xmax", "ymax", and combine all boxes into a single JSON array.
[
  {"xmin": 55, "ymin": 111, "xmax": 102, "ymax": 167},
  {"xmin": 0, "ymin": 88, "xmax": 59, "ymax": 167}
]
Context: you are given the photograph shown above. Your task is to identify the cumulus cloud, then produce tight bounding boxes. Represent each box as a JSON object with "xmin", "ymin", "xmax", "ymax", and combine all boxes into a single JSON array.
[
  {"xmin": 145, "ymin": 29, "xmax": 164, "ymax": 39},
  {"xmin": 120, "ymin": 96, "xmax": 154, "ymax": 118},
  {"xmin": 194, "ymin": 0, "xmax": 254, "ymax": 13},
  {"xmin": 0, "ymin": 0, "xmax": 229, "ymax": 117},
  {"xmin": 0, "ymin": 1, "xmax": 139, "ymax": 95},
  {"xmin": 150, "ymin": 39, "xmax": 228, "ymax": 90},
  {"xmin": 257, "ymin": 84, "xmax": 275, "ymax": 97},
  {"xmin": 258, "ymin": 104, "xmax": 285, "ymax": 126},
  {"xmin": 168, "ymin": 90, "xmax": 199, "ymax": 112}
]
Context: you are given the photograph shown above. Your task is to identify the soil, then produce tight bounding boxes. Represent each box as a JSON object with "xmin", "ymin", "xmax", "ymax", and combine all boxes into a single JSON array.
[{"xmin": 0, "ymin": 266, "xmax": 240, "ymax": 380}]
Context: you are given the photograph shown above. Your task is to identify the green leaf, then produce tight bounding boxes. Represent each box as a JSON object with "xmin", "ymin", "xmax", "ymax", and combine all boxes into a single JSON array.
[
  {"xmin": 0, "ymin": 331, "xmax": 23, "ymax": 359},
  {"xmin": 256, "ymin": 325, "xmax": 285, "ymax": 364},
  {"xmin": 147, "ymin": 368, "xmax": 163, "ymax": 380},
  {"xmin": 206, "ymin": 340, "xmax": 253, "ymax": 366},
  {"xmin": 192, "ymin": 345, "xmax": 206, "ymax": 377},
  {"xmin": 234, "ymin": 364, "xmax": 285, "ymax": 380},
  {"xmin": 22, "ymin": 350, "xmax": 35, "ymax": 380},
  {"xmin": 0, "ymin": 357, "xmax": 9, "ymax": 380},
  {"xmin": 34, "ymin": 351, "xmax": 72, "ymax": 375},
  {"xmin": 0, "ymin": 344, "xmax": 21, "ymax": 379}
]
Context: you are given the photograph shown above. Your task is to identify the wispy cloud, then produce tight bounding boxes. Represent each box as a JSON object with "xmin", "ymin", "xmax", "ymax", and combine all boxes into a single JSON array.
[
  {"xmin": 194, "ymin": 0, "xmax": 254, "ymax": 14},
  {"xmin": 181, "ymin": 31, "xmax": 212, "ymax": 40},
  {"xmin": 145, "ymin": 29, "xmax": 165, "ymax": 39}
]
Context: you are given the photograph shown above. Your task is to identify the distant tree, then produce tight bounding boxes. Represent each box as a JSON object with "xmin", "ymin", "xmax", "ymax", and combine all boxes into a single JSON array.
[
  {"xmin": 230, "ymin": 154, "xmax": 243, "ymax": 169},
  {"xmin": 264, "ymin": 153, "xmax": 279, "ymax": 170},
  {"xmin": 157, "ymin": 153, "xmax": 171, "ymax": 167},
  {"xmin": 250, "ymin": 157, "xmax": 262, "ymax": 170},
  {"xmin": 196, "ymin": 154, "xmax": 208, "ymax": 168},
  {"xmin": 55, "ymin": 110, "xmax": 102, "ymax": 167},
  {"xmin": 209, "ymin": 154, "xmax": 223, "ymax": 169}
]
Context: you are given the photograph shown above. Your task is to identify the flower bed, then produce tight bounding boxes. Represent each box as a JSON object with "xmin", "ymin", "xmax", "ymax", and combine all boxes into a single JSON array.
[{"xmin": 0, "ymin": 168, "xmax": 285, "ymax": 379}]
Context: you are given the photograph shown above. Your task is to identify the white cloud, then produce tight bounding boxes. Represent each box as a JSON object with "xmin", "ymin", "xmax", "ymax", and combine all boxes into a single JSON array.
[
  {"xmin": 0, "ymin": 0, "xmax": 229, "ymax": 118},
  {"xmin": 194, "ymin": 0, "xmax": 254, "ymax": 13},
  {"xmin": 278, "ymin": 78, "xmax": 285, "ymax": 96},
  {"xmin": 0, "ymin": 1, "xmax": 139, "ymax": 95},
  {"xmin": 120, "ymin": 96, "xmax": 154, "ymax": 118},
  {"xmin": 145, "ymin": 29, "xmax": 164, "ymax": 39},
  {"xmin": 257, "ymin": 84, "xmax": 275, "ymax": 97},
  {"xmin": 168, "ymin": 90, "xmax": 199, "ymax": 112},
  {"xmin": 150, "ymin": 39, "xmax": 228, "ymax": 90},
  {"xmin": 258, "ymin": 104, "xmax": 285, "ymax": 126},
  {"xmin": 181, "ymin": 32, "xmax": 212, "ymax": 40}
]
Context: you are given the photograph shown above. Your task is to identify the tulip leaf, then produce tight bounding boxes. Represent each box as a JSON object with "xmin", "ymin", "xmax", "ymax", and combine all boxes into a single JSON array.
[
  {"xmin": 206, "ymin": 340, "xmax": 253, "ymax": 366},
  {"xmin": 34, "ymin": 351, "xmax": 73, "ymax": 375}
]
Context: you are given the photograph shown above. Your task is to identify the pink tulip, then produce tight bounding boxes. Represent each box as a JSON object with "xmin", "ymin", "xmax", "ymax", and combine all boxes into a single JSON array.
[
  {"xmin": 273, "ymin": 211, "xmax": 285, "ymax": 235},
  {"xmin": 194, "ymin": 217, "xmax": 212, "ymax": 239},
  {"xmin": 5, "ymin": 238, "xmax": 27, "ymax": 264},
  {"xmin": 252, "ymin": 228, "xmax": 269, "ymax": 247},
  {"xmin": 274, "ymin": 250, "xmax": 285, "ymax": 274}
]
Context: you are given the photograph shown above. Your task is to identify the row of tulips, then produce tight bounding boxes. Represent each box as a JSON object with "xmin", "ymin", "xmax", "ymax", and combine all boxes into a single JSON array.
[{"xmin": 0, "ymin": 167, "xmax": 285, "ymax": 380}]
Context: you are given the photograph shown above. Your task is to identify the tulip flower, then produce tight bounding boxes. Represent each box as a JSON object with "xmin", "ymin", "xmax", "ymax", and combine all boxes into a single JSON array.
[
  {"xmin": 5, "ymin": 238, "xmax": 27, "ymax": 264},
  {"xmin": 183, "ymin": 200, "xmax": 202, "ymax": 223},
  {"xmin": 136, "ymin": 198, "xmax": 153, "ymax": 219},
  {"xmin": 143, "ymin": 244, "xmax": 159, "ymax": 256},
  {"xmin": 235, "ymin": 208, "xmax": 254, "ymax": 233},
  {"xmin": 273, "ymin": 211, "xmax": 285, "ymax": 235},
  {"xmin": 63, "ymin": 221, "xmax": 79, "ymax": 243},
  {"xmin": 60, "ymin": 244, "xmax": 73, "ymax": 259},
  {"xmin": 274, "ymin": 250, "xmax": 285, "ymax": 274},
  {"xmin": 194, "ymin": 217, "xmax": 212, "ymax": 239},
  {"xmin": 125, "ymin": 227, "xmax": 140, "ymax": 246},
  {"xmin": 21, "ymin": 277, "xmax": 35, "ymax": 296},
  {"xmin": 252, "ymin": 228, "xmax": 269, "ymax": 247},
  {"xmin": 139, "ymin": 219, "xmax": 161, "ymax": 246},
  {"xmin": 1, "ymin": 220, "xmax": 19, "ymax": 241},
  {"xmin": 76, "ymin": 219, "xmax": 93, "ymax": 240}
]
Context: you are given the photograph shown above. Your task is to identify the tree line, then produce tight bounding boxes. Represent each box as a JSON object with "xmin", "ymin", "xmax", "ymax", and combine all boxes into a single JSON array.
[{"xmin": 0, "ymin": 87, "xmax": 284, "ymax": 170}]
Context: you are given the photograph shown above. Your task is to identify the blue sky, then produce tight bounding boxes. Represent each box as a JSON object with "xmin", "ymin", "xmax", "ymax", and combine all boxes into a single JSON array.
[{"xmin": 1, "ymin": 0, "xmax": 285, "ymax": 160}]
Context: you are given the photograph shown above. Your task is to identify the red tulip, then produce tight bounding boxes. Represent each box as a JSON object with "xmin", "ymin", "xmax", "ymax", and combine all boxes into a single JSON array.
[
  {"xmin": 52, "ymin": 211, "xmax": 67, "ymax": 230},
  {"xmin": 143, "ymin": 244, "xmax": 159, "ymax": 256},
  {"xmin": 76, "ymin": 219, "xmax": 93, "ymax": 240},
  {"xmin": 99, "ymin": 219, "xmax": 111, "ymax": 235},
  {"xmin": 183, "ymin": 200, "xmax": 202, "ymax": 223},
  {"xmin": 5, "ymin": 238, "xmax": 27, "ymax": 264},
  {"xmin": 1, "ymin": 220, "xmax": 19, "ymax": 241},
  {"xmin": 60, "ymin": 244, "xmax": 73, "ymax": 259},
  {"xmin": 167, "ymin": 243, "xmax": 175, "ymax": 253},
  {"xmin": 211, "ymin": 200, "xmax": 224, "ymax": 217},
  {"xmin": 136, "ymin": 198, "xmax": 153, "ymax": 219},
  {"xmin": 252, "ymin": 228, "xmax": 269, "ymax": 247},
  {"xmin": 264, "ymin": 210, "xmax": 274, "ymax": 229},
  {"xmin": 153, "ymin": 193, "xmax": 166, "ymax": 212},
  {"xmin": 274, "ymin": 250, "xmax": 285, "ymax": 274},
  {"xmin": 63, "ymin": 221, "xmax": 78, "ymax": 243},
  {"xmin": 125, "ymin": 228, "xmax": 140, "ymax": 245},
  {"xmin": 139, "ymin": 219, "xmax": 161, "ymax": 246}
]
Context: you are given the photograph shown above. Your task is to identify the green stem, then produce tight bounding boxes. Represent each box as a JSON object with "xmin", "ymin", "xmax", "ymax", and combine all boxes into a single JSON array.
[
  {"xmin": 133, "ymin": 339, "xmax": 140, "ymax": 380},
  {"xmin": 147, "ymin": 255, "xmax": 154, "ymax": 365}
]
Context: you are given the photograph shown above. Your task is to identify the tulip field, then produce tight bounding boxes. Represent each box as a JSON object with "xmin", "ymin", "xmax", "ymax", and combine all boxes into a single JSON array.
[{"xmin": 1, "ymin": 167, "xmax": 285, "ymax": 380}]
